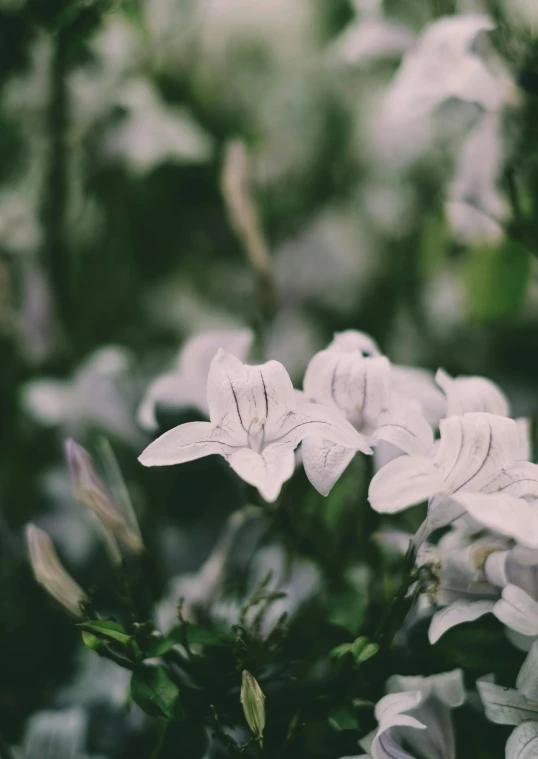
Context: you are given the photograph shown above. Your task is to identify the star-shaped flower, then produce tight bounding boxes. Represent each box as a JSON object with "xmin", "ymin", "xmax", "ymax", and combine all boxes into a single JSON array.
[
  {"xmin": 368, "ymin": 413, "xmax": 538, "ymax": 533},
  {"xmin": 139, "ymin": 349, "xmax": 369, "ymax": 502}
]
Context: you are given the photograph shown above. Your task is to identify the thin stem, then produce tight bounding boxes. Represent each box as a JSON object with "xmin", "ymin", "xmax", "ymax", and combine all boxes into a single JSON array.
[
  {"xmin": 41, "ymin": 29, "xmax": 71, "ymax": 336},
  {"xmin": 150, "ymin": 720, "xmax": 169, "ymax": 759}
]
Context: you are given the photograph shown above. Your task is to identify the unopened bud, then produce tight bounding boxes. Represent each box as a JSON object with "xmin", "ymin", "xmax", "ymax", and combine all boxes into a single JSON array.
[
  {"xmin": 26, "ymin": 524, "xmax": 87, "ymax": 617},
  {"xmin": 65, "ymin": 438, "xmax": 143, "ymax": 553},
  {"xmin": 241, "ymin": 670, "xmax": 265, "ymax": 747}
]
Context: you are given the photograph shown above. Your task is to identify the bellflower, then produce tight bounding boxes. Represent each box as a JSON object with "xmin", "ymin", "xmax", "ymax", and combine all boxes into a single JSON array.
[
  {"xmin": 301, "ymin": 330, "xmax": 434, "ymax": 495},
  {"xmin": 435, "ymin": 368, "xmax": 531, "ymax": 458},
  {"xmin": 369, "ymin": 412, "xmax": 538, "ymax": 533},
  {"xmin": 138, "ymin": 327, "xmax": 254, "ymax": 430},
  {"xmin": 349, "ymin": 669, "xmax": 464, "ymax": 759},
  {"xmin": 478, "ymin": 645, "xmax": 538, "ymax": 758},
  {"xmin": 139, "ymin": 349, "xmax": 369, "ymax": 502}
]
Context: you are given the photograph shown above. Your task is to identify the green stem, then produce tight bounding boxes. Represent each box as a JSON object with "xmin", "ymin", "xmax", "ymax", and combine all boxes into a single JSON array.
[
  {"xmin": 41, "ymin": 28, "xmax": 71, "ymax": 337},
  {"xmin": 150, "ymin": 720, "xmax": 169, "ymax": 759}
]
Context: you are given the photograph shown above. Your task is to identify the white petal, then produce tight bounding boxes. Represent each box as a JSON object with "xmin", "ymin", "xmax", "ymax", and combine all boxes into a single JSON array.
[
  {"xmin": 517, "ymin": 641, "xmax": 538, "ymax": 701},
  {"xmin": 369, "ymin": 455, "xmax": 443, "ymax": 514},
  {"xmin": 206, "ymin": 350, "xmax": 297, "ymax": 444},
  {"xmin": 177, "ymin": 328, "xmax": 253, "ymax": 376},
  {"xmin": 517, "ymin": 418, "xmax": 532, "ymax": 462},
  {"xmin": 483, "ymin": 462, "xmax": 538, "ymax": 499},
  {"xmin": 387, "ymin": 670, "xmax": 465, "ymax": 708},
  {"xmin": 329, "ymin": 329, "xmax": 381, "ymax": 357},
  {"xmin": 477, "ymin": 679, "xmax": 538, "ymax": 726},
  {"xmin": 373, "ymin": 404, "xmax": 434, "ymax": 456},
  {"xmin": 304, "ymin": 349, "xmax": 391, "ymax": 429},
  {"xmin": 275, "ymin": 402, "xmax": 371, "ymax": 452},
  {"xmin": 506, "ymin": 722, "xmax": 538, "ymax": 759},
  {"xmin": 21, "ymin": 379, "xmax": 72, "ymax": 426},
  {"xmin": 428, "ymin": 600, "xmax": 495, "ymax": 644},
  {"xmin": 301, "ymin": 437, "xmax": 357, "ymax": 496},
  {"xmin": 375, "ymin": 691, "xmax": 424, "ymax": 727},
  {"xmin": 435, "ymin": 413, "xmax": 519, "ymax": 494},
  {"xmin": 494, "ymin": 585, "xmax": 538, "ymax": 636},
  {"xmin": 390, "ymin": 365, "xmax": 446, "ymax": 427},
  {"xmin": 436, "ymin": 368, "xmax": 510, "ymax": 417},
  {"xmin": 138, "ymin": 421, "xmax": 232, "ymax": 466},
  {"xmin": 453, "ymin": 493, "xmax": 538, "ymax": 549},
  {"xmin": 228, "ymin": 446, "xmax": 295, "ymax": 502},
  {"xmin": 137, "ymin": 373, "xmax": 208, "ymax": 430}
]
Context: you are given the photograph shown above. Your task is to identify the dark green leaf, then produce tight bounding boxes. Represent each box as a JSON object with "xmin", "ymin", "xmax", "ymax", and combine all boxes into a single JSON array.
[
  {"xmin": 77, "ymin": 619, "xmax": 131, "ymax": 646},
  {"xmin": 131, "ymin": 663, "xmax": 185, "ymax": 722}
]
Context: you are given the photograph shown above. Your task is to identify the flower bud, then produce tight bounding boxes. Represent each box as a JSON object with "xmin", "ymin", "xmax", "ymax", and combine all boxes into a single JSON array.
[
  {"xmin": 65, "ymin": 438, "xmax": 143, "ymax": 553},
  {"xmin": 240, "ymin": 670, "xmax": 265, "ymax": 747},
  {"xmin": 26, "ymin": 524, "xmax": 87, "ymax": 617}
]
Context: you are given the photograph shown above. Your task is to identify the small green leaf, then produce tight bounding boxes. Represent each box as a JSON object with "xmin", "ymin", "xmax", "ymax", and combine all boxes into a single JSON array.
[
  {"xmin": 328, "ymin": 704, "xmax": 360, "ymax": 732},
  {"xmin": 131, "ymin": 663, "xmax": 185, "ymax": 722},
  {"xmin": 144, "ymin": 623, "xmax": 232, "ymax": 659},
  {"xmin": 81, "ymin": 630, "xmax": 104, "ymax": 652},
  {"xmin": 329, "ymin": 643, "xmax": 353, "ymax": 659},
  {"xmin": 77, "ymin": 619, "xmax": 132, "ymax": 646}
]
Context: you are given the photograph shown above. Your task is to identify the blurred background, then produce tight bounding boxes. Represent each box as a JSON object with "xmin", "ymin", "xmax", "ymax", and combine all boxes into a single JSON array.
[{"xmin": 2, "ymin": 0, "xmax": 538, "ymax": 756}]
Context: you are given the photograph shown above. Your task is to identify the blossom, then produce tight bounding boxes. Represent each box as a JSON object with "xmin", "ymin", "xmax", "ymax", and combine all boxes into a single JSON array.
[
  {"xmin": 139, "ymin": 349, "xmax": 368, "ymax": 502},
  {"xmin": 352, "ymin": 669, "xmax": 464, "ymax": 759},
  {"xmin": 26, "ymin": 524, "xmax": 87, "ymax": 618},
  {"xmin": 138, "ymin": 328, "xmax": 254, "ymax": 430},
  {"xmin": 478, "ymin": 645, "xmax": 538, "ymax": 758},
  {"xmin": 301, "ymin": 330, "xmax": 434, "ymax": 495},
  {"xmin": 368, "ymin": 412, "xmax": 538, "ymax": 532},
  {"xmin": 22, "ymin": 346, "xmax": 142, "ymax": 447}
]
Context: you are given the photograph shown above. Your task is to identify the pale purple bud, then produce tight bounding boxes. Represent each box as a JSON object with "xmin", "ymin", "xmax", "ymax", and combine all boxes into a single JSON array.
[
  {"xmin": 26, "ymin": 524, "xmax": 87, "ymax": 617},
  {"xmin": 65, "ymin": 438, "xmax": 143, "ymax": 553}
]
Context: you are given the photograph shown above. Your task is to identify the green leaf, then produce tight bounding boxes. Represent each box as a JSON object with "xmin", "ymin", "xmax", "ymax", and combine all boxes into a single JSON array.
[
  {"xmin": 329, "ymin": 643, "xmax": 353, "ymax": 659},
  {"xmin": 328, "ymin": 704, "xmax": 360, "ymax": 732},
  {"xmin": 81, "ymin": 630, "xmax": 104, "ymax": 653},
  {"xmin": 144, "ymin": 623, "xmax": 233, "ymax": 659},
  {"xmin": 326, "ymin": 566, "xmax": 370, "ymax": 635},
  {"xmin": 131, "ymin": 664, "xmax": 185, "ymax": 722},
  {"xmin": 77, "ymin": 619, "xmax": 132, "ymax": 646},
  {"xmin": 464, "ymin": 240, "xmax": 531, "ymax": 322}
]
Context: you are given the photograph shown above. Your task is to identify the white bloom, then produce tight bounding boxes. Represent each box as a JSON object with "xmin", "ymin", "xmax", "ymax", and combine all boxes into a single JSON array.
[
  {"xmin": 355, "ymin": 670, "xmax": 464, "ymax": 759},
  {"xmin": 22, "ymin": 346, "xmax": 142, "ymax": 446},
  {"xmin": 369, "ymin": 413, "xmax": 538, "ymax": 532},
  {"xmin": 333, "ymin": 0, "xmax": 414, "ymax": 66},
  {"xmin": 435, "ymin": 368, "xmax": 510, "ymax": 417},
  {"xmin": 301, "ymin": 331, "xmax": 433, "ymax": 495},
  {"xmin": 506, "ymin": 722, "xmax": 538, "ymax": 759},
  {"xmin": 138, "ymin": 328, "xmax": 254, "ymax": 430},
  {"xmin": 139, "ymin": 349, "xmax": 369, "ymax": 502}
]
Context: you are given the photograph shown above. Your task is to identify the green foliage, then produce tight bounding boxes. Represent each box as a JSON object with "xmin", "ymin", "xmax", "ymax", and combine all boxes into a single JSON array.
[{"xmin": 130, "ymin": 663, "xmax": 185, "ymax": 722}]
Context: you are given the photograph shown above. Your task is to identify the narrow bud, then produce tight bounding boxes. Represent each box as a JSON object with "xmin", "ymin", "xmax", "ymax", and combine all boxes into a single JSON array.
[
  {"xmin": 26, "ymin": 524, "xmax": 87, "ymax": 617},
  {"xmin": 64, "ymin": 438, "xmax": 143, "ymax": 553},
  {"xmin": 241, "ymin": 670, "xmax": 266, "ymax": 747}
]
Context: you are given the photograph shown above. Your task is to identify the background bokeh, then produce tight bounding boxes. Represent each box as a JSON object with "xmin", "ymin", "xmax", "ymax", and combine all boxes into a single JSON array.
[{"xmin": 2, "ymin": 0, "xmax": 538, "ymax": 757}]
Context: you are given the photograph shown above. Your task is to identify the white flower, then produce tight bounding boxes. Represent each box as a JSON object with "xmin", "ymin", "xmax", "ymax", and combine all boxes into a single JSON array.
[
  {"xmin": 435, "ymin": 368, "xmax": 531, "ymax": 458},
  {"xmin": 368, "ymin": 413, "xmax": 538, "ymax": 532},
  {"xmin": 333, "ymin": 0, "xmax": 414, "ymax": 66},
  {"xmin": 22, "ymin": 346, "xmax": 142, "ymax": 447},
  {"xmin": 139, "ymin": 349, "xmax": 369, "ymax": 502},
  {"xmin": 354, "ymin": 670, "xmax": 464, "ymax": 759},
  {"xmin": 301, "ymin": 331, "xmax": 434, "ymax": 495},
  {"xmin": 138, "ymin": 328, "xmax": 254, "ymax": 430}
]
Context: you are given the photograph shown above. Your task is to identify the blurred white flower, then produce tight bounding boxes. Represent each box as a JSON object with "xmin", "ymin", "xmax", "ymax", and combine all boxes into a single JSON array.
[
  {"xmin": 21, "ymin": 707, "xmax": 102, "ymax": 759},
  {"xmin": 138, "ymin": 328, "xmax": 254, "ymax": 430},
  {"xmin": 373, "ymin": 13, "xmax": 516, "ymax": 164},
  {"xmin": 103, "ymin": 80, "xmax": 213, "ymax": 174},
  {"xmin": 22, "ymin": 346, "xmax": 142, "ymax": 446},
  {"xmin": 139, "ymin": 348, "xmax": 368, "ymax": 502},
  {"xmin": 333, "ymin": 0, "xmax": 415, "ymax": 66}
]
